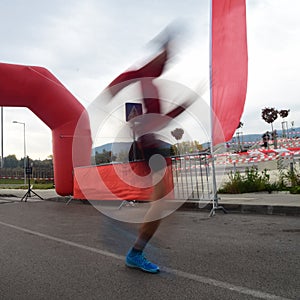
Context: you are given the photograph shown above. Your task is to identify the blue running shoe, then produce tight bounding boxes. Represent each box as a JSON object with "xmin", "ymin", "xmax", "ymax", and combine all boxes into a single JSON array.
[{"xmin": 126, "ymin": 250, "xmax": 160, "ymax": 273}]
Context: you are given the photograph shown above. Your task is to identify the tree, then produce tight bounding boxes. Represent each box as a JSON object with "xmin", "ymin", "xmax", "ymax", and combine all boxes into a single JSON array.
[
  {"xmin": 237, "ymin": 121, "xmax": 244, "ymax": 129},
  {"xmin": 171, "ymin": 128, "xmax": 184, "ymax": 155},
  {"xmin": 3, "ymin": 154, "xmax": 19, "ymax": 168},
  {"xmin": 95, "ymin": 150, "xmax": 116, "ymax": 165},
  {"xmin": 171, "ymin": 128, "xmax": 184, "ymax": 141},
  {"xmin": 194, "ymin": 141, "xmax": 203, "ymax": 152},
  {"xmin": 278, "ymin": 109, "xmax": 289, "ymax": 118},
  {"xmin": 261, "ymin": 107, "xmax": 278, "ymax": 132},
  {"xmin": 171, "ymin": 140, "xmax": 203, "ymax": 155},
  {"xmin": 0, "ymin": 154, "xmax": 54, "ymax": 179}
]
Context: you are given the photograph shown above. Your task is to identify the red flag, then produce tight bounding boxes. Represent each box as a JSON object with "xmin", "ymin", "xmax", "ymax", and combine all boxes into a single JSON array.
[{"xmin": 211, "ymin": 0, "xmax": 248, "ymax": 145}]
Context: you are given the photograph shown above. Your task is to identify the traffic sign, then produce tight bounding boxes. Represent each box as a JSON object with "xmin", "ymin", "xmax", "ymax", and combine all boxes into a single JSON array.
[{"xmin": 125, "ymin": 102, "xmax": 142, "ymax": 121}]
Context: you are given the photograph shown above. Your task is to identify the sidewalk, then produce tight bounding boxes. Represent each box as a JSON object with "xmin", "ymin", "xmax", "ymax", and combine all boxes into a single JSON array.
[
  {"xmin": 182, "ymin": 192, "xmax": 300, "ymax": 216},
  {"xmin": 217, "ymin": 192, "xmax": 300, "ymax": 216},
  {"xmin": 0, "ymin": 188, "xmax": 299, "ymax": 216}
]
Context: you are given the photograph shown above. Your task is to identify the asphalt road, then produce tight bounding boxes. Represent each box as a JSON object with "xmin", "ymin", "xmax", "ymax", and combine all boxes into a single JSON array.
[{"xmin": 0, "ymin": 200, "xmax": 299, "ymax": 300}]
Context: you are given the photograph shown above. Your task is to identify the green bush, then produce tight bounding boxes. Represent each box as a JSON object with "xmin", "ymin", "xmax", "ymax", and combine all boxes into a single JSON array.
[
  {"xmin": 219, "ymin": 165, "xmax": 300, "ymax": 194},
  {"xmin": 219, "ymin": 167, "xmax": 273, "ymax": 194},
  {"xmin": 283, "ymin": 169, "xmax": 300, "ymax": 187},
  {"xmin": 290, "ymin": 186, "xmax": 300, "ymax": 194},
  {"xmin": 277, "ymin": 165, "xmax": 300, "ymax": 191}
]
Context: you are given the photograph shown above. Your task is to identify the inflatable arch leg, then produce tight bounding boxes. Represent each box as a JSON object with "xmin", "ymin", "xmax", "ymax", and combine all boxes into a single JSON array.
[{"xmin": 0, "ymin": 62, "xmax": 92, "ymax": 196}]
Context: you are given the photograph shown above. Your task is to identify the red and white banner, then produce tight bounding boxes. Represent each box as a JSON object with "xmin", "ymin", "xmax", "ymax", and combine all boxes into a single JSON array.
[
  {"xmin": 73, "ymin": 160, "xmax": 174, "ymax": 201},
  {"xmin": 211, "ymin": 0, "xmax": 248, "ymax": 146}
]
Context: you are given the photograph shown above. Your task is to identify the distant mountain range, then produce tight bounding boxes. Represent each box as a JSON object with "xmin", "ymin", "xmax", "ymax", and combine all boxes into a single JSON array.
[
  {"xmin": 93, "ymin": 140, "xmax": 172, "ymax": 156},
  {"xmin": 92, "ymin": 142, "xmax": 133, "ymax": 156},
  {"xmin": 93, "ymin": 127, "xmax": 300, "ymax": 155},
  {"xmin": 230, "ymin": 127, "xmax": 300, "ymax": 143}
]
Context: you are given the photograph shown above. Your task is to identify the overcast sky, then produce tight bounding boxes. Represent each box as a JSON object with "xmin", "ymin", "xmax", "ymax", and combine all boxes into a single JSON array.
[{"xmin": 0, "ymin": 0, "xmax": 299, "ymax": 159}]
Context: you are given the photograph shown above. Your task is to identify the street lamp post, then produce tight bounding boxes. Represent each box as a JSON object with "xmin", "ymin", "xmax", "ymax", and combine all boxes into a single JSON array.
[
  {"xmin": 1, "ymin": 107, "xmax": 3, "ymax": 168},
  {"xmin": 13, "ymin": 121, "xmax": 26, "ymax": 184}
]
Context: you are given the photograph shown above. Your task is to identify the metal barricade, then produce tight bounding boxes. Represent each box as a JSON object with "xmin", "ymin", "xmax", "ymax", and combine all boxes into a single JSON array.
[{"xmin": 171, "ymin": 152, "xmax": 213, "ymax": 202}]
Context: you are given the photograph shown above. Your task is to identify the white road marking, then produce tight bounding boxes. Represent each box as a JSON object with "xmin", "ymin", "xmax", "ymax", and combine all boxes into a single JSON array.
[{"xmin": 0, "ymin": 220, "xmax": 292, "ymax": 300}]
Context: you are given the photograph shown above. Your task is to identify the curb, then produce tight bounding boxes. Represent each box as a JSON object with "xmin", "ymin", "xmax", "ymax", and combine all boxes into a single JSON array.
[
  {"xmin": 181, "ymin": 201, "xmax": 300, "ymax": 216},
  {"xmin": 2, "ymin": 194, "xmax": 299, "ymax": 216}
]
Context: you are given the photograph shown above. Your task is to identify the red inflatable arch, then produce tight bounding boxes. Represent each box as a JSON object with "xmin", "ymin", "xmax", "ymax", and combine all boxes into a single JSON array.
[{"xmin": 0, "ymin": 62, "xmax": 92, "ymax": 196}]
